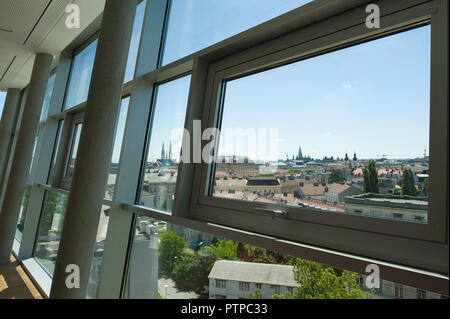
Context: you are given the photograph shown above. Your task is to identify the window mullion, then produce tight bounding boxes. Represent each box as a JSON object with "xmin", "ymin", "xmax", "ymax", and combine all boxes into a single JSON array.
[
  {"xmin": 172, "ymin": 58, "xmax": 209, "ymax": 218},
  {"xmin": 97, "ymin": 0, "xmax": 171, "ymax": 299}
]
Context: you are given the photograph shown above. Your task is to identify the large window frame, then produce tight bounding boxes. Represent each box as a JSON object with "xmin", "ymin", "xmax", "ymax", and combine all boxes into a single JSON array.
[
  {"xmin": 188, "ymin": 0, "xmax": 448, "ymax": 275},
  {"xmin": 11, "ymin": 0, "xmax": 447, "ymax": 298}
]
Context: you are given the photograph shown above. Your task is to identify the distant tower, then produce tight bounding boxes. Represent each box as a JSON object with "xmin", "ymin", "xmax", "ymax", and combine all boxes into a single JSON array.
[
  {"xmin": 168, "ymin": 142, "xmax": 173, "ymax": 160},
  {"xmin": 344, "ymin": 153, "xmax": 349, "ymax": 161},
  {"xmin": 297, "ymin": 146, "xmax": 303, "ymax": 160},
  {"xmin": 161, "ymin": 142, "xmax": 166, "ymax": 160},
  {"xmin": 353, "ymin": 153, "xmax": 357, "ymax": 161}
]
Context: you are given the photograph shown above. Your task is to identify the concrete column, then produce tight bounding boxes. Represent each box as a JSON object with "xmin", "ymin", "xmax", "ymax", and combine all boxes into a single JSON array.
[
  {"xmin": 0, "ymin": 88, "xmax": 21, "ymax": 197},
  {"xmin": 0, "ymin": 54, "xmax": 53, "ymax": 264},
  {"xmin": 50, "ymin": 0, "xmax": 138, "ymax": 299}
]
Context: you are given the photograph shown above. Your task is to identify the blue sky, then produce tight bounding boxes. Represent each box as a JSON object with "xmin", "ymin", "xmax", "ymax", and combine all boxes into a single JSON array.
[
  {"xmin": 147, "ymin": 0, "xmax": 315, "ymax": 161},
  {"xmin": 72, "ymin": 1, "xmax": 145, "ymax": 163},
  {"xmin": 152, "ymin": 1, "xmax": 431, "ymax": 162},
  {"xmin": 71, "ymin": 0, "xmax": 315, "ymax": 163},
  {"xmin": 64, "ymin": 1, "xmax": 145, "ymax": 110},
  {"xmin": 146, "ymin": 75, "xmax": 191, "ymax": 162},
  {"xmin": 162, "ymin": 0, "xmax": 313, "ymax": 65},
  {"xmin": 68, "ymin": 1, "xmax": 431, "ymax": 163},
  {"xmin": 219, "ymin": 25, "xmax": 430, "ymax": 160},
  {"xmin": 111, "ymin": 97, "xmax": 130, "ymax": 163}
]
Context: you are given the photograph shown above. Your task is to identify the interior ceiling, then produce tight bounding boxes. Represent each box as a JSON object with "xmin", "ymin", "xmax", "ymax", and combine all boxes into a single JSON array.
[{"xmin": 0, "ymin": 0, "xmax": 105, "ymax": 91}]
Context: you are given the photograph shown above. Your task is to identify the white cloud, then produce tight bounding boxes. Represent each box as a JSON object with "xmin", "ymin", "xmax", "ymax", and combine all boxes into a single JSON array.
[{"xmin": 341, "ymin": 82, "xmax": 353, "ymax": 89}]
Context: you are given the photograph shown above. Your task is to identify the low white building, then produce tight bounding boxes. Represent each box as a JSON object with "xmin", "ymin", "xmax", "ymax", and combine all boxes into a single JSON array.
[
  {"xmin": 208, "ymin": 260, "xmax": 299, "ymax": 299},
  {"xmin": 358, "ymin": 275, "xmax": 446, "ymax": 299},
  {"xmin": 344, "ymin": 193, "xmax": 428, "ymax": 223}
]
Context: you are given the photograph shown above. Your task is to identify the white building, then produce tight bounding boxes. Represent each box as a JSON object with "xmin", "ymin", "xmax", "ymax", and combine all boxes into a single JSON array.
[
  {"xmin": 208, "ymin": 260, "xmax": 299, "ymax": 299},
  {"xmin": 358, "ymin": 275, "xmax": 446, "ymax": 299},
  {"xmin": 344, "ymin": 194, "xmax": 428, "ymax": 223}
]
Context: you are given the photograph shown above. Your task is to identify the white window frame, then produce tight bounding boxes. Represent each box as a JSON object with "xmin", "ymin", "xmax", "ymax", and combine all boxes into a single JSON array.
[
  {"xmin": 395, "ymin": 284, "xmax": 404, "ymax": 299},
  {"xmin": 216, "ymin": 279, "xmax": 226, "ymax": 289},
  {"xmin": 271, "ymin": 285, "xmax": 281, "ymax": 294},
  {"xmin": 417, "ymin": 289, "xmax": 427, "ymax": 299},
  {"xmin": 239, "ymin": 281, "xmax": 250, "ymax": 291},
  {"xmin": 187, "ymin": 0, "xmax": 448, "ymax": 275}
]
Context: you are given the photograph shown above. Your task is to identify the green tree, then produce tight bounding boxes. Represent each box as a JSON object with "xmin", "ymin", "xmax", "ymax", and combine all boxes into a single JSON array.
[
  {"xmin": 248, "ymin": 247, "xmax": 276, "ymax": 264},
  {"xmin": 206, "ymin": 239, "xmax": 238, "ymax": 260},
  {"xmin": 172, "ymin": 248, "xmax": 217, "ymax": 295},
  {"xmin": 271, "ymin": 259, "xmax": 374, "ymax": 299},
  {"xmin": 363, "ymin": 160, "xmax": 379, "ymax": 193},
  {"xmin": 237, "ymin": 243, "xmax": 245, "ymax": 259},
  {"xmin": 421, "ymin": 178, "xmax": 429, "ymax": 197},
  {"xmin": 38, "ymin": 192, "xmax": 67, "ymax": 236},
  {"xmin": 159, "ymin": 231, "xmax": 186, "ymax": 273},
  {"xmin": 247, "ymin": 289, "xmax": 263, "ymax": 299},
  {"xmin": 401, "ymin": 168, "xmax": 417, "ymax": 196},
  {"xmin": 329, "ymin": 170, "xmax": 345, "ymax": 183}
]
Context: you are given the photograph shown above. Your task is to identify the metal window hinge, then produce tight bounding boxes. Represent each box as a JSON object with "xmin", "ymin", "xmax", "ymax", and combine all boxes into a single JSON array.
[{"xmin": 255, "ymin": 208, "xmax": 288, "ymax": 219}]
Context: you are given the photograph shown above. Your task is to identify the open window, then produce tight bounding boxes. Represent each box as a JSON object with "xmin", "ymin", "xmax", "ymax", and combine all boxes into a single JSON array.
[
  {"xmin": 189, "ymin": 0, "xmax": 448, "ymax": 275},
  {"xmin": 59, "ymin": 112, "xmax": 84, "ymax": 189}
]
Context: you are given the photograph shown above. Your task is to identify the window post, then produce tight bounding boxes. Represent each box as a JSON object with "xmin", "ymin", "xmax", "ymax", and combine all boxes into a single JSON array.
[
  {"xmin": 18, "ymin": 49, "xmax": 73, "ymax": 260},
  {"xmin": 96, "ymin": 0, "xmax": 170, "ymax": 299},
  {"xmin": 49, "ymin": 0, "xmax": 139, "ymax": 299},
  {"xmin": 0, "ymin": 88, "xmax": 21, "ymax": 198},
  {"xmin": 0, "ymin": 53, "xmax": 53, "ymax": 264}
]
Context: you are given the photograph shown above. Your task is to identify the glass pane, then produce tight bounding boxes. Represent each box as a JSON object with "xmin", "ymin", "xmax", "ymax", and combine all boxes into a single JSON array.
[
  {"xmin": 48, "ymin": 120, "xmax": 64, "ymax": 183},
  {"xmin": 64, "ymin": 40, "xmax": 98, "ymax": 110},
  {"xmin": 28, "ymin": 133, "xmax": 39, "ymax": 176},
  {"xmin": 105, "ymin": 97, "xmax": 129, "ymax": 200},
  {"xmin": 212, "ymin": 26, "xmax": 431, "ymax": 223},
  {"xmin": 162, "ymin": 0, "xmax": 313, "ymax": 65},
  {"xmin": 139, "ymin": 75, "xmax": 191, "ymax": 213},
  {"xmin": 125, "ymin": 216, "xmax": 447, "ymax": 299},
  {"xmin": 34, "ymin": 191, "xmax": 68, "ymax": 276},
  {"xmin": 63, "ymin": 1, "xmax": 145, "ymax": 106},
  {"xmin": 0, "ymin": 91, "xmax": 7, "ymax": 118},
  {"xmin": 40, "ymin": 74, "xmax": 56, "ymax": 121},
  {"xmin": 65, "ymin": 123, "xmax": 83, "ymax": 179},
  {"xmin": 87, "ymin": 205, "xmax": 111, "ymax": 298},
  {"xmin": 124, "ymin": 0, "xmax": 146, "ymax": 83},
  {"xmin": 15, "ymin": 184, "xmax": 32, "ymax": 242}
]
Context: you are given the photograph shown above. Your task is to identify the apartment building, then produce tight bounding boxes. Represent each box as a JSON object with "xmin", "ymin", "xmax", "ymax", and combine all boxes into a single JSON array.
[{"xmin": 208, "ymin": 260, "xmax": 299, "ymax": 299}]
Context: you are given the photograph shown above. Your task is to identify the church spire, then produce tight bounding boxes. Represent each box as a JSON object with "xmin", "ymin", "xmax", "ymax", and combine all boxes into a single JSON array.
[
  {"xmin": 169, "ymin": 141, "xmax": 172, "ymax": 160},
  {"xmin": 161, "ymin": 142, "xmax": 165, "ymax": 160},
  {"xmin": 297, "ymin": 146, "xmax": 303, "ymax": 160}
]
